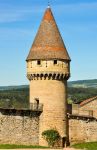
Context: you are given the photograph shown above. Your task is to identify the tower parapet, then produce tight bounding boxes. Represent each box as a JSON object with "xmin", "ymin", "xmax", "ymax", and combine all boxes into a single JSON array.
[{"xmin": 27, "ymin": 60, "xmax": 70, "ymax": 81}]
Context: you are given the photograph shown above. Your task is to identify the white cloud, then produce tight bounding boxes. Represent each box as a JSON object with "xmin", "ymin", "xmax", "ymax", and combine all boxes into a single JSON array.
[
  {"xmin": 0, "ymin": 0, "xmax": 97, "ymax": 23},
  {"xmin": 0, "ymin": 2, "xmax": 97, "ymax": 23},
  {"xmin": 53, "ymin": 2, "xmax": 97, "ymax": 14},
  {"xmin": 0, "ymin": 4, "xmax": 44, "ymax": 23},
  {"xmin": 0, "ymin": 28, "xmax": 36, "ymax": 41}
]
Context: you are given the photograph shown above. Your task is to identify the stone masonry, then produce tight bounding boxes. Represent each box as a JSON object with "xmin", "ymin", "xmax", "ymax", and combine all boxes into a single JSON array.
[
  {"xmin": 26, "ymin": 7, "xmax": 70, "ymax": 146},
  {"xmin": 0, "ymin": 108, "xmax": 39, "ymax": 145},
  {"xmin": 68, "ymin": 97, "xmax": 97, "ymax": 144},
  {"xmin": 69, "ymin": 117, "xmax": 97, "ymax": 144}
]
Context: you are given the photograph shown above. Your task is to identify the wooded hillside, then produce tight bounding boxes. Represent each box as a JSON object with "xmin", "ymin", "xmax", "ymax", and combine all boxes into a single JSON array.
[{"xmin": 0, "ymin": 84, "xmax": 97, "ymax": 108}]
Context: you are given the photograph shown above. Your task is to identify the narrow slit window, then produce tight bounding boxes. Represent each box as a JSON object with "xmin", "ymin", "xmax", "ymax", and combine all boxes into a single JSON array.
[
  {"xmin": 31, "ymin": 62, "xmax": 32, "ymax": 68},
  {"xmin": 54, "ymin": 60, "xmax": 57, "ymax": 64},
  {"xmin": 37, "ymin": 60, "xmax": 41, "ymax": 65}
]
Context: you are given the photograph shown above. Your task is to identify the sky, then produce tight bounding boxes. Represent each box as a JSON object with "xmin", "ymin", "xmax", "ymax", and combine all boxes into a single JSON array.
[{"xmin": 0, "ymin": 0, "xmax": 97, "ymax": 86}]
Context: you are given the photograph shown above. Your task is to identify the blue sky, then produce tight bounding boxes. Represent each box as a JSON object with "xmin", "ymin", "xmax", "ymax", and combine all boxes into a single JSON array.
[{"xmin": 0, "ymin": 0, "xmax": 97, "ymax": 86}]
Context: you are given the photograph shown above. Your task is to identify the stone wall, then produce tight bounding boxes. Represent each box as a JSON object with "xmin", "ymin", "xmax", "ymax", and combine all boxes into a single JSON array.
[
  {"xmin": 69, "ymin": 117, "xmax": 97, "ymax": 144},
  {"xmin": 79, "ymin": 99, "xmax": 97, "ymax": 118},
  {"xmin": 27, "ymin": 60, "xmax": 69, "ymax": 74},
  {"xmin": 30, "ymin": 79, "xmax": 68, "ymax": 146},
  {"xmin": 72, "ymin": 104, "xmax": 94, "ymax": 118},
  {"xmin": 1, "ymin": 107, "xmax": 97, "ymax": 146},
  {"xmin": 0, "ymin": 108, "xmax": 39, "ymax": 145}
]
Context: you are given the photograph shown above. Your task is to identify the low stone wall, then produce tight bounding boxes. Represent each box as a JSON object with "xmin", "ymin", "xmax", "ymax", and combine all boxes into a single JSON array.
[
  {"xmin": 0, "ymin": 108, "xmax": 39, "ymax": 145},
  {"xmin": 69, "ymin": 116, "xmax": 97, "ymax": 144},
  {"xmin": 1, "ymin": 107, "xmax": 97, "ymax": 146}
]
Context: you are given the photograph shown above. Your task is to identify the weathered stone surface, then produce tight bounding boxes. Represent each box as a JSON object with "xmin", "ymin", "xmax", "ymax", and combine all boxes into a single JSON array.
[
  {"xmin": 69, "ymin": 97, "xmax": 97, "ymax": 144},
  {"xmin": 30, "ymin": 79, "xmax": 68, "ymax": 146},
  {"xmin": 0, "ymin": 109, "xmax": 39, "ymax": 145},
  {"xmin": 69, "ymin": 118, "xmax": 97, "ymax": 144},
  {"xmin": 79, "ymin": 97, "xmax": 97, "ymax": 118},
  {"xmin": 26, "ymin": 6, "xmax": 70, "ymax": 147}
]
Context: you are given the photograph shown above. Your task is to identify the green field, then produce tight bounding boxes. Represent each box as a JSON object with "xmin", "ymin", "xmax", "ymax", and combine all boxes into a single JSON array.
[
  {"xmin": 68, "ymin": 79, "xmax": 97, "ymax": 88},
  {"xmin": 72, "ymin": 141, "xmax": 97, "ymax": 150},
  {"xmin": 0, "ymin": 144, "xmax": 48, "ymax": 149}
]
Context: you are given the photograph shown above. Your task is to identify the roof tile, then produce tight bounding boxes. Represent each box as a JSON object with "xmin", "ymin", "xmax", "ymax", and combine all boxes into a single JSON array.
[
  {"xmin": 26, "ymin": 7, "xmax": 71, "ymax": 61},
  {"xmin": 80, "ymin": 96, "xmax": 97, "ymax": 107}
]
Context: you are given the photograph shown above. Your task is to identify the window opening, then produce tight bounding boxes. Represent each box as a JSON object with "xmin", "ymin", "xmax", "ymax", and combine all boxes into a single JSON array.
[
  {"xmin": 37, "ymin": 60, "xmax": 41, "ymax": 65},
  {"xmin": 54, "ymin": 60, "xmax": 57, "ymax": 64}
]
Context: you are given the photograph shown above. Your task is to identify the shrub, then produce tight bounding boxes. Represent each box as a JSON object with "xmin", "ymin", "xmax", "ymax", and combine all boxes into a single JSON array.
[{"xmin": 42, "ymin": 129, "xmax": 60, "ymax": 147}]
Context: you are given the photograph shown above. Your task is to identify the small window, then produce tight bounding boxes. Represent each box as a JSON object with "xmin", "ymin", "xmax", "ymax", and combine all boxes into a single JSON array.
[
  {"xmin": 54, "ymin": 60, "xmax": 57, "ymax": 65},
  {"xmin": 37, "ymin": 60, "xmax": 41, "ymax": 65},
  {"xmin": 31, "ymin": 62, "xmax": 32, "ymax": 68}
]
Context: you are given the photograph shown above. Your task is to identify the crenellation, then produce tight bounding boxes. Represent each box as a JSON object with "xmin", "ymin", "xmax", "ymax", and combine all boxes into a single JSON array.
[{"xmin": 27, "ymin": 72, "xmax": 69, "ymax": 81}]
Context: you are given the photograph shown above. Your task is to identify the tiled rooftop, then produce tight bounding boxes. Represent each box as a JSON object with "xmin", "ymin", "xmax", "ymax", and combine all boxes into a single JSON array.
[
  {"xmin": 26, "ymin": 7, "xmax": 70, "ymax": 61},
  {"xmin": 80, "ymin": 96, "xmax": 97, "ymax": 107}
]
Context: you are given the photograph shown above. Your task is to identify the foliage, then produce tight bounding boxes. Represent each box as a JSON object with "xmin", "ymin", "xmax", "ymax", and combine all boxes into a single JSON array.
[
  {"xmin": 0, "ymin": 144, "xmax": 48, "ymax": 149},
  {"xmin": 42, "ymin": 129, "xmax": 60, "ymax": 147},
  {"xmin": 71, "ymin": 141, "xmax": 97, "ymax": 150},
  {"xmin": 0, "ymin": 85, "xmax": 97, "ymax": 108},
  {"xmin": 68, "ymin": 79, "xmax": 97, "ymax": 88},
  {"xmin": 0, "ymin": 88, "xmax": 29, "ymax": 108},
  {"xmin": 68, "ymin": 87, "xmax": 97, "ymax": 103}
]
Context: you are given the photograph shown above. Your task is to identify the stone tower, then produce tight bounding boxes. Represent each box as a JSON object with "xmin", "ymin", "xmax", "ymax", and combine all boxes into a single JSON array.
[{"xmin": 26, "ymin": 6, "xmax": 71, "ymax": 146}]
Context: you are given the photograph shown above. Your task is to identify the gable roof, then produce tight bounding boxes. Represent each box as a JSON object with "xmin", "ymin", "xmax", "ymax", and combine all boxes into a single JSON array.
[
  {"xmin": 80, "ymin": 96, "xmax": 97, "ymax": 107},
  {"xmin": 26, "ymin": 7, "xmax": 71, "ymax": 61}
]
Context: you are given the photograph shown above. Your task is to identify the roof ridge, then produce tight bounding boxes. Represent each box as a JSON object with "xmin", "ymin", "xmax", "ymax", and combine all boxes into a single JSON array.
[{"xmin": 80, "ymin": 96, "xmax": 97, "ymax": 107}]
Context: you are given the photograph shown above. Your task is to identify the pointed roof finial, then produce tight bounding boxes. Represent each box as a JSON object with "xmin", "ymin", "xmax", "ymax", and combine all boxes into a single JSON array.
[{"xmin": 48, "ymin": 0, "xmax": 50, "ymax": 8}]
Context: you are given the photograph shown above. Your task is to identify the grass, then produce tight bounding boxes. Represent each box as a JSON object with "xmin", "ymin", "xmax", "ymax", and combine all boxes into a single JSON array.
[
  {"xmin": 0, "ymin": 144, "xmax": 49, "ymax": 149},
  {"xmin": 71, "ymin": 141, "xmax": 97, "ymax": 150}
]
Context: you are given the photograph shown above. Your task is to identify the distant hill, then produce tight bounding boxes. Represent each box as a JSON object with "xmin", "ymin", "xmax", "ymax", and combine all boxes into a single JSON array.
[
  {"xmin": 0, "ymin": 79, "xmax": 97, "ymax": 107},
  {"xmin": 0, "ymin": 79, "xmax": 97, "ymax": 91},
  {"xmin": 68, "ymin": 79, "xmax": 97, "ymax": 88},
  {"xmin": 0, "ymin": 85, "xmax": 28, "ymax": 91}
]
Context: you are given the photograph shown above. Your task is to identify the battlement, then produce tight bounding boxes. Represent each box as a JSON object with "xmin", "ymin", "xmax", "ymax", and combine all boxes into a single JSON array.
[
  {"xmin": 27, "ymin": 60, "xmax": 70, "ymax": 80},
  {"xmin": 27, "ymin": 72, "xmax": 70, "ymax": 80}
]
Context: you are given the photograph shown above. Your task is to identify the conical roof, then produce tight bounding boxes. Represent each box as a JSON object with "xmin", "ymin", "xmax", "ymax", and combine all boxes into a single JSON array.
[{"xmin": 26, "ymin": 7, "xmax": 71, "ymax": 61}]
